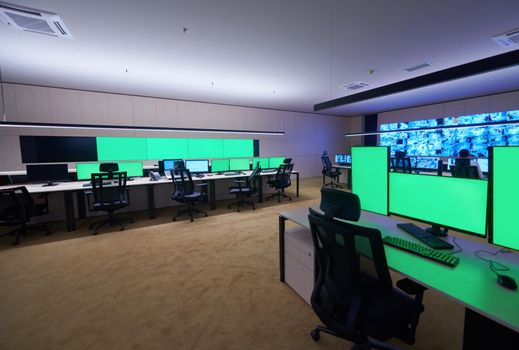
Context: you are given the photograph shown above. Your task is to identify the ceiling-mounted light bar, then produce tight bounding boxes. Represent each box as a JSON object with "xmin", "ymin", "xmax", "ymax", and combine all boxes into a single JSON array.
[
  {"xmin": 0, "ymin": 121, "xmax": 285, "ymax": 136},
  {"xmin": 344, "ymin": 119, "xmax": 519, "ymax": 137}
]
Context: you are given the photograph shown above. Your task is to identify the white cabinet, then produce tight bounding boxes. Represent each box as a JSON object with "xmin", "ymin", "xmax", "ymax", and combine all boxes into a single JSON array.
[{"xmin": 284, "ymin": 226, "xmax": 315, "ymax": 305}]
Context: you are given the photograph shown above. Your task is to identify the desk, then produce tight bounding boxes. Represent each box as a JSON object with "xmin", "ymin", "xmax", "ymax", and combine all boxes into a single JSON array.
[
  {"xmin": 278, "ymin": 206, "xmax": 519, "ymax": 348},
  {"xmin": 0, "ymin": 170, "xmax": 299, "ymax": 231},
  {"xmin": 331, "ymin": 164, "xmax": 351, "ymax": 189}
]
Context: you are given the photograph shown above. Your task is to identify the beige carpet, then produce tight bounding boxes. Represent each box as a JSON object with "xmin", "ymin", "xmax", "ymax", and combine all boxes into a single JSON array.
[{"xmin": 0, "ymin": 178, "xmax": 463, "ymax": 349}]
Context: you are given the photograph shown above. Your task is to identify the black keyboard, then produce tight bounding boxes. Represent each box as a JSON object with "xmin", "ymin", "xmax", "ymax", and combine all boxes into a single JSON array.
[
  {"xmin": 383, "ymin": 236, "xmax": 459, "ymax": 267},
  {"xmin": 223, "ymin": 171, "xmax": 242, "ymax": 176},
  {"xmin": 397, "ymin": 223, "xmax": 454, "ymax": 250}
]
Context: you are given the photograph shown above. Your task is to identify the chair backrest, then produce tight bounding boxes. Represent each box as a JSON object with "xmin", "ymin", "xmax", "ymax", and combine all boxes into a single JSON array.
[
  {"xmin": 450, "ymin": 165, "xmax": 479, "ymax": 179},
  {"xmin": 321, "ymin": 155, "xmax": 333, "ymax": 172},
  {"xmin": 280, "ymin": 163, "xmax": 293, "ymax": 187},
  {"xmin": 172, "ymin": 168, "xmax": 196, "ymax": 199},
  {"xmin": 307, "ymin": 208, "xmax": 393, "ymax": 339},
  {"xmin": 246, "ymin": 163, "xmax": 262, "ymax": 193},
  {"xmin": 454, "ymin": 158, "xmax": 471, "ymax": 167},
  {"xmin": 0, "ymin": 187, "xmax": 30, "ymax": 224},
  {"xmin": 91, "ymin": 171, "xmax": 128, "ymax": 204}
]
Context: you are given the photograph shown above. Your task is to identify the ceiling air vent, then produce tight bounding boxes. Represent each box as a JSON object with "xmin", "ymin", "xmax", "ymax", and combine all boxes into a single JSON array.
[
  {"xmin": 341, "ymin": 82, "xmax": 369, "ymax": 91},
  {"xmin": 405, "ymin": 62, "xmax": 432, "ymax": 72},
  {"xmin": 0, "ymin": 1, "xmax": 72, "ymax": 38},
  {"xmin": 491, "ymin": 28, "xmax": 519, "ymax": 48}
]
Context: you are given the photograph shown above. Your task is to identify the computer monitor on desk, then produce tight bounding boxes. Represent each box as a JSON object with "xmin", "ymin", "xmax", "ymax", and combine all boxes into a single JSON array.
[
  {"xmin": 229, "ymin": 158, "xmax": 250, "ymax": 171},
  {"xmin": 76, "ymin": 162, "xmax": 143, "ymax": 180},
  {"xmin": 163, "ymin": 159, "xmax": 184, "ymax": 172},
  {"xmin": 185, "ymin": 159, "xmax": 209, "ymax": 174},
  {"xmin": 211, "ymin": 159, "xmax": 230, "ymax": 173},
  {"xmin": 334, "ymin": 154, "xmax": 351, "ymax": 165},
  {"xmin": 389, "ymin": 172, "xmax": 487, "ymax": 238},
  {"xmin": 26, "ymin": 164, "xmax": 69, "ymax": 186}
]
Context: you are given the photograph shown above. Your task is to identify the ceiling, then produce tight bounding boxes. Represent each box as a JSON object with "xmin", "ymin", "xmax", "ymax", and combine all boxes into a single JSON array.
[{"xmin": 0, "ymin": 0, "xmax": 518, "ymax": 116}]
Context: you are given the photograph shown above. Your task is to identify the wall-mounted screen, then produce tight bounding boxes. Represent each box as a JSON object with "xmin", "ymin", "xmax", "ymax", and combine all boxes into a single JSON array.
[
  {"xmin": 20, "ymin": 136, "xmax": 97, "ymax": 163},
  {"xmin": 97, "ymin": 137, "xmax": 148, "ymax": 161}
]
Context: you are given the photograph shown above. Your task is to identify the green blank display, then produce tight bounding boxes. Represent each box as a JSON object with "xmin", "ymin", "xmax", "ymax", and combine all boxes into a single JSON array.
[
  {"xmin": 188, "ymin": 139, "xmax": 224, "ymax": 158},
  {"xmin": 252, "ymin": 157, "xmax": 269, "ymax": 169},
  {"xmin": 223, "ymin": 139, "xmax": 254, "ymax": 158},
  {"xmin": 492, "ymin": 147, "xmax": 519, "ymax": 249},
  {"xmin": 97, "ymin": 137, "xmax": 148, "ymax": 161},
  {"xmin": 390, "ymin": 173, "xmax": 487, "ymax": 236},
  {"xmin": 268, "ymin": 157, "xmax": 285, "ymax": 169},
  {"xmin": 76, "ymin": 162, "xmax": 143, "ymax": 180},
  {"xmin": 351, "ymin": 147, "xmax": 388, "ymax": 215},
  {"xmin": 229, "ymin": 158, "xmax": 250, "ymax": 171},
  {"xmin": 211, "ymin": 159, "xmax": 230, "ymax": 172},
  {"xmin": 147, "ymin": 138, "xmax": 189, "ymax": 159}
]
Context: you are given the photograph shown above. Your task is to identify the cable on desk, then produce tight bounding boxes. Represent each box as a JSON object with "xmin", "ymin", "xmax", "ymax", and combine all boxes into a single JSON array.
[
  {"xmin": 473, "ymin": 248, "xmax": 510, "ymax": 276},
  {"xmin": 448, "ymin": 236, "xmax": 463, "ymax": 255}
]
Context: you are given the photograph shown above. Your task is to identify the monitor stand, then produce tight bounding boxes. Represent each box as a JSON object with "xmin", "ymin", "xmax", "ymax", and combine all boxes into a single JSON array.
[
  {"xmin": 42, "ymin": 181, "xmax": 58, "ymax": 187},
  {"xmin": 426, "ymin": 223, "xmax": 448, "ymax": 237}
]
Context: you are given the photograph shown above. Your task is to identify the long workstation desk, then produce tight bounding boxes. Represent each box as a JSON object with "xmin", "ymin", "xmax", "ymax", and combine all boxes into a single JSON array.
[
  {"xmin": 0, "ymin": 170, "xmax": 299, "ymax": 232},
  {"xmin": 279, "ymin": 206, "xmax": 519, "ymax": 349}
]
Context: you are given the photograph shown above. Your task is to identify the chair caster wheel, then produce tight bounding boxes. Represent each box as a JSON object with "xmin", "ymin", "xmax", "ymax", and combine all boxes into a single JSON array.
[
  {"xmin": 289, "ymin": 198, "xmax": 292, "ymax": 201},
  {"xmin": 252, "ymin": 207, "xmax": 255, "ymax": 210},
  {"xmin": 12, "ymin": 240, "xmax": 20, "ymax": 246},
  {"xmin": 310, "ymin": 329, "xmax": 320, "ymax": 342},
  {"xmin": 190, "ymin": 218, "xmax": 194, "ymax": 222},
  {"xmin": 130, "ymin": 219, "xmax": 134, "ymax": 223},
  {"xmin": 205, "ymin": 214, "xmax": 208, "ymax": 217},
  {"xmin": 120, "ymin": 227, "xmax": 124, "ymax": 231},
  {"xmin": 45, "ymin": 230, "xmax": 51, "ymax": 235},
  {"xmin": 173, "ymin": 218, "xmax": 176, "ymax": 222},
  {"xmin": 92, "ymin": 231, "xmax": 97, "ymax": 235}
]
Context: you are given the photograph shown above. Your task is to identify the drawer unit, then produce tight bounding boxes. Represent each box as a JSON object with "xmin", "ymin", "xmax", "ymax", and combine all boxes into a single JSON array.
[{"xmin": 284, "ymin": 226, "xmax": 315, "ymax": 305}]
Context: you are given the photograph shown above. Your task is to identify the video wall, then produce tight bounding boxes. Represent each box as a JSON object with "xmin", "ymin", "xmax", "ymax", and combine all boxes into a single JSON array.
[{"xmin": 379, "ymin": 109, "xmax": 519, "ymax": 169}]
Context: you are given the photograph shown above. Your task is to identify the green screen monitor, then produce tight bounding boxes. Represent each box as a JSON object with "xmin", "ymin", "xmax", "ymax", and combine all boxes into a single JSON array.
[
  {"xmin": 389, "ymin": 172, "xmax": 487, "ymax": 236},
  {"xmin": 229, "ymin": 158, "xmax": 250, "ymax": 171},
  {"xmin": 490, "ymin": 146, "xmax": 519, "ymax": 250},
  {"xmin": 351, "ymin": 147, "xmax": 388, "ymax": 215},
  {"xmin": 76, "ymin": 162, "xmax": 143, "ymax": 180},
  {"xmin": 252, "ymin": 157, "xmax": 269, "ymax": 169},
  {"xmin": 211, "ymin": 159, "xmax": 230, "ymax": 173},
  {"xmin": 117, "ymin": 162, "xmax": 144, "ymax": 178},
  {"xmin": 268, "ymin": 157, "xmax": 285, "ymax": 169}
]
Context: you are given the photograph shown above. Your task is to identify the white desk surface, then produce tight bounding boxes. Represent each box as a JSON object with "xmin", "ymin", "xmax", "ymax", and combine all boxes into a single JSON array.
[
  {"xmin": 280, "ymin": 206, "xmax": 519, "ymax": 333},
  {"xmin": 0, "ymin": 169, "xmax": 294, "ymax": 194}
]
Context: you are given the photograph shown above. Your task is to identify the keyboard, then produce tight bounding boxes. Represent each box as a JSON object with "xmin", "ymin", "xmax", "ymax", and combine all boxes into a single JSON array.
[
  {"xmin": 396, "ymin": 223, "xmax": 454, "ymax": 250},
  {"xmin": 82, "ymin": 181, "xmax": 112, "ymax": 187},
  {"xmin": 223, "ymin": 171, "xmax": 243, "ymax": 176},
  {"xmin": 383, "ymin": 236, "xmax": 459, "ymax": 267}
]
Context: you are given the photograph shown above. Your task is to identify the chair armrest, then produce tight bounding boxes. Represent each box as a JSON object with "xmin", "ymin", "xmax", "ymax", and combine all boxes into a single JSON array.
[
  {"xmin": 233, "ymin": 180, "xmax": 246, "ymax": 184},
  {"xmin": 196, "ymin": 183, "xmax": 208, "ymax": 188}
]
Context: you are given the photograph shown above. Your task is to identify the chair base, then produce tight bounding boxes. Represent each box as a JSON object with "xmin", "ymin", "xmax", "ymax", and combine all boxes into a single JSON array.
[
  {"xmin": 323, "ymin": 181, "xmax": 342, "ymax": 189},
  {"xmin": 266, "ymin": 191, "xmax": 292, "ymax": 203},
  {"xmin": 310, "ymin": 325, "xmax": 402, "ymax": 350},
  {"xmin": 1, "ymin": 224, "xmax": 50, "ymax": 246},
  {"xmin": 173, "ymin": 205, "xmax": 208, "ymax": 222},
  {"xmin": 89, "ymin": 212, "xmax": 133, "ymax": 235},
  {"xmin": 228, "ymin": 197, "xmax": 255, "ymax": 212}
]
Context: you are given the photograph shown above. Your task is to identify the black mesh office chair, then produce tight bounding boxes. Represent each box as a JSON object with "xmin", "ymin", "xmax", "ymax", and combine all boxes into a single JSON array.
[
  {"xmin": 228, "ymin": 164, "xmax": 261, "ymax": 212},
  {"xmin": 390, "ymin": 151, "xmax": 412, "ymax": 173},
  {"xmin": 450, "ymin": 165, "xmax": 479, "ymax": 179},
  {"xmin": 266, "ymin": 162, "xmax": 293, "ymax": 203},
  {"xmin": 307, "ymin": 191, "xmax": 426, "ymax": 349},
  {"xmin": 87, "ymin": 171, "xmax": 133, "ymax": 234},
  {"xmin": 0, "ymin": 186, "xmax": 50, "ymax": 245},
  {"xmin": 171, "ymin": 168, "xmax": 208, "ymax": 222},
  {"xmin": 321, "ymin": 153, "xmax": 342, "ymax": 188}
]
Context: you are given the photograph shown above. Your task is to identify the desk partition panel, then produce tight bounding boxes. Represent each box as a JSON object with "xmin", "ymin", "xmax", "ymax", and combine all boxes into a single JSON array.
[
  {"xmin": 490, "ymin": 146, "xmax": 519, "ymax": 250},
  {"xmin": 351, "ymin": 146, "xmax": 388, "ymax": 215}
]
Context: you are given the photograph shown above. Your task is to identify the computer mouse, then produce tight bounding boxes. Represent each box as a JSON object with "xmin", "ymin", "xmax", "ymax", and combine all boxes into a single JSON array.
[{"xmin": 497, "ymin": 274, "xmax": 517, "ymax": 290}]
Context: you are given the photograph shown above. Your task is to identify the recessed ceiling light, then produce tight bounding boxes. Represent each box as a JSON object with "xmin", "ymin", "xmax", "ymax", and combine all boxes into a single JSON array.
[{"xmin": 491, "ymin": 28, "xmax": 519, "ymax": 48}]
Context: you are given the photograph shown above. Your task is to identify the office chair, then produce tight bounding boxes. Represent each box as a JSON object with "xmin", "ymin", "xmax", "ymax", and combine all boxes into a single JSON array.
[
  {"xmin": 228, "ymin": 164, "xmax": 261, "ymax": 212},
  {"xmin": 307, "ymin": 206, "xmax": 426, "ymax": 349},
  {"xmin": 390, "ymin": 151, "xmax": 412, "ymax": 173},
  {"xmin": 266, "ymin": 162, "xmax": 293, "ymax": 203},
  {"xmin": 87, "ymin": 171, "xmax": 133, "ymax": 235},
  {"xmin": 450, "ymin": 165, "xmax": 479, "ymax": 179},
  {"xmin": 0, "ymin": 186, "xmax": 50, "ymax": 245},
  {"xmin": 171, "ymin": 168, "xmax": 208, "ymax": 222},
  {"xmin": 100, "ymin": 162, "xmax": 119, "ymax": 174},
  {"xmin": 321, "ymin": 153, "xmax": 342, "ymax": 188}
]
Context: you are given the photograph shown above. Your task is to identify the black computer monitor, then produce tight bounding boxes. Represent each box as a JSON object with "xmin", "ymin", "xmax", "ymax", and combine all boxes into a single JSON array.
[
  {"xmin": 334, "ymin": 154, "xmax": 351, "ymax": 165},
  {"xmin": 26, "ymin": 164, "xmax": 69, "ymax": 186},
  {"xmin": 185, "ymin": 159, "xmax": 209, "ymax": 173},
  {"xmin": 163, "ymin": 159, "xmax": 184, "ymax": 172},
  {"xmin": 319, "ymin": 187, "xmax": 360, "ymax": 221}
]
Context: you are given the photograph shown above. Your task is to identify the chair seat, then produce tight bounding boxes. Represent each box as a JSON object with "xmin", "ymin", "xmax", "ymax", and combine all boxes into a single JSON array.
[{"xmin": 93, "ymin": 199, "xmax": 128, "ymax": 210}]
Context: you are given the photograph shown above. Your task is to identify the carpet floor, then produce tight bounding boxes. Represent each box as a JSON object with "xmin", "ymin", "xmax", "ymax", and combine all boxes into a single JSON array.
[{"xmin": 0, "ymin": 177, "xmax": 463, "ymax": 349}]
